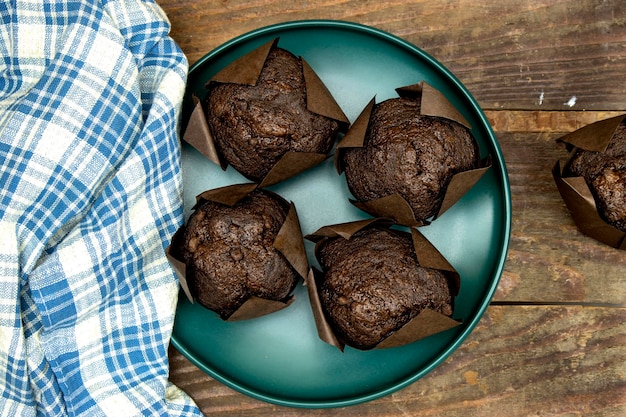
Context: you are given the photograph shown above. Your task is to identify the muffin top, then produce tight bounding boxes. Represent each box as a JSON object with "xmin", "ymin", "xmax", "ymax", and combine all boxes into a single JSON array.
[
  {"xmin": 340, "ymin": 97, "xmax": 480, "ymax": 222},
  {"xmin": 316, "ymin": 227, "xmax": 454, "ymax": 350},
  {"xmin": 181, "ymin": 189, "xmax": 298, "ymax": 319},
  {"xmin": 205, "ymin": 47, "xmax": 340, "ymax": 182},
  {"xmin": 565, "ymin": 122, "xmax": 626, "ymax": 232}
]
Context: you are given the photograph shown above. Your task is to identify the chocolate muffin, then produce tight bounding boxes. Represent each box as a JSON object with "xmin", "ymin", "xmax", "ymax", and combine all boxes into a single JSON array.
[
  {"xmin": 316, "ymin": 227, "xmax": 454, "ymax": 350},
  {"xmin": 564, "ymin": 121, "xmax": 626, "ymax": 232},
  {"xmin": 340, "ymin": 97, "xmax": 480, "ymax": 222},
  {"xmin": 205, "ymin": 47, "xmax": 341, "ymax": 182},
  {"xmin": 180, "ymin": 189, "xmax": 298, "ymax": 319}
]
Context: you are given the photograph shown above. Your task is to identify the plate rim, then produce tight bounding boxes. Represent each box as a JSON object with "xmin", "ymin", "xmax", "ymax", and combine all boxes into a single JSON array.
[{"xmin": 172, "ymin": 19, "xmax": 512, "ymax": 409}]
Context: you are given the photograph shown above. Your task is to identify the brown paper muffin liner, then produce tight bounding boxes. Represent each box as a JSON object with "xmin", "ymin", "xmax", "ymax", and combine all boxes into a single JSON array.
[
  {"xmin": 165, "ymin": 183, "xmax": 310, "ymax": 321},
  {"xmin": 553, "ymin": 114, "xmax": 626, "ymax": 250},
  {"xmin": 335, "ymin": 82, "xmax": 491, "ymax": 227},
  {"xmin": 182, "ymin": 38, "xmax": 349, "ymax": 187},
  {"xmin": 304, "ymin": 218, "xmax": 461, "ymax": 351}
]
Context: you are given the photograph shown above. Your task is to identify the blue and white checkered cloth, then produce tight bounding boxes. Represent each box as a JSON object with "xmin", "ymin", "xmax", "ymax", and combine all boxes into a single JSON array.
[{"xmin": 0, "ymin": 0, "xmax": 203, "ymax": 415}]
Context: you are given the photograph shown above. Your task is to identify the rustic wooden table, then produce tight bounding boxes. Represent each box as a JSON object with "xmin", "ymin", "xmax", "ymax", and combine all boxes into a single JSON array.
[{"xmin": 157, "ymin": 1, "xmax": 626, "ymax": 415}]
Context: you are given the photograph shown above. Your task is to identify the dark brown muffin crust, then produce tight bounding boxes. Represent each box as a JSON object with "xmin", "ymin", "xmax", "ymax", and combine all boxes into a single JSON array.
[
  {"xmin": 340, "ymin": 97, "xmax": 480, "ymax": 222},
  {"xmin": 317, "ymin": 227, "xmax": 454, "ymax": 350},
  {"xmin": 180, "ymin": 190, "xmax": 298, "ymax": 319},
  {"xmin": 205, "ymin": 47, "xmax": 340, "ymax": 182},
  {"xmin": 564, "ymin": 122, "xmax": 626, "ymax": 232}
]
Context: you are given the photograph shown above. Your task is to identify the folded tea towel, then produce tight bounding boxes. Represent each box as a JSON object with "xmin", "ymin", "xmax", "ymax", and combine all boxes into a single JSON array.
[{"xmin": 0, "ymin": 0, "xmax": 203, "ymax": 415}]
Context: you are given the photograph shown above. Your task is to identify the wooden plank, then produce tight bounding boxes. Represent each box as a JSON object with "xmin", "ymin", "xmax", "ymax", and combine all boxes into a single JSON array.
[
  {"xmin": 168, "ymin": 305, "xmax": 626, "ymax": 416},
  {"xmin": 494, "ymin": 130, "xmax": 626, "ymax": 304},
  {"xmin": 484, "ymin": 110, "xmax": 625, "ymax": 134},
  {"xmin": 157, "ymin": 0, "xmax": 626, "ymax": 111}
]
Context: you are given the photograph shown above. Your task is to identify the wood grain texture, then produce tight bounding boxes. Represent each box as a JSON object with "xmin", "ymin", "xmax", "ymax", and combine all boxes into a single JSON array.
[
  {"xmin": 484, "ymin": 110, "xmax": 625, "ymax": 134},
  {"xmin": 169, "ymin": 305, "xmax": 626, "ymax": 416},
  {"xmin": 158, "ymin": 0, "xmax": 626, "ymax": 111},
  {"xmin": 494, "ymin": 130, "xmax": 626, "ymax": 305}
]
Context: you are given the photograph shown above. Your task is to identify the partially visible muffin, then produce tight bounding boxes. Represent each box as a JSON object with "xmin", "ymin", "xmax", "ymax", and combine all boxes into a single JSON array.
[
  {"xmin": 564, "ymin": 122, "xmax": 626, "ymax": 232},
  {"xmin": 205, "ymin": 47, "xmax": 341, "ymax": 182},
  {"xmin": 180, "ymin": 189, "xmax": 298, "ymax": 319},
  {"xmin": 340, "ymin": 97, "xmax": 480, "ymax": 222},
  {"xmin": 316, "ymin": 227, "xmax": 454, "ymax": 350}
]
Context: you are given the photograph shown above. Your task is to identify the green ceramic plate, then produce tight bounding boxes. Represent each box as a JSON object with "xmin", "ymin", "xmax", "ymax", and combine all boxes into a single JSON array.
[{"xmin": 172, "ymin": 20, "xmax": 511, "ymax": 408}]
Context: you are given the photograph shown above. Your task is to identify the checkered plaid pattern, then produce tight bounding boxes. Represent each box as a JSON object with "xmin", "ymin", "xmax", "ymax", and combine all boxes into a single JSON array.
[{"xmin": 1, "ymin": 0, "xmax": 202, "ymax": 415}]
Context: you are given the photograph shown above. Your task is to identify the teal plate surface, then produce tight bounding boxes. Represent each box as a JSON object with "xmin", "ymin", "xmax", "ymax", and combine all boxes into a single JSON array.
[{"xmin": 172, "ymin": 20, "xmax": 511, "ymax": 408}]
